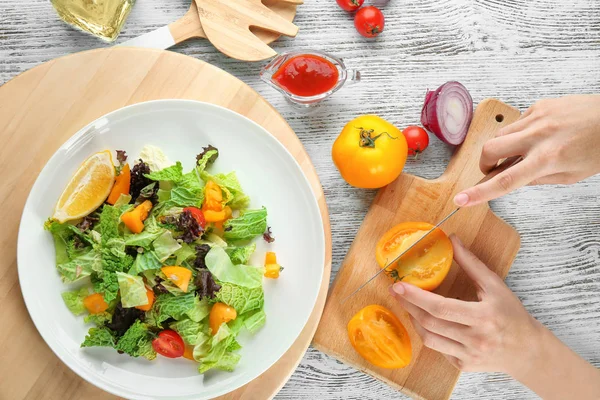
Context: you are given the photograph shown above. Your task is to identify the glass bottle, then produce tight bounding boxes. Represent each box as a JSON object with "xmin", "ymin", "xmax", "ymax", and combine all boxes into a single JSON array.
[{"xmin": 51, "ymin": 0, "xmax": 136, "ymax": 42}]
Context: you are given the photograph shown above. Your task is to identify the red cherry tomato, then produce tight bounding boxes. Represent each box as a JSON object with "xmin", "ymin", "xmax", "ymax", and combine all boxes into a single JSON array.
[
  {"xmin": 402, "ymin": 126, "xmax": 430, "ymax": 157},
  {"xmin": 183, "ymin": 206, "xmax": 206, "ymax": 228},
  {"xmin": 354, "ymin": 6, "xmax": 385, "ymax": 38},
  {"xmin": 336, "ymin": 0, "xmax": 364, "ymax": 12},
  {"xmin": 152, "ymin": 330, "xmax": 185, "ymax": 358}
]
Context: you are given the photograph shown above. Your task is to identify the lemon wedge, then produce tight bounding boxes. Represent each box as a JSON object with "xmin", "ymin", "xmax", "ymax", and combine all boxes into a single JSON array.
[{"xmin": 53, "ymin": 150, "xmax": 115, "ymax": 223}]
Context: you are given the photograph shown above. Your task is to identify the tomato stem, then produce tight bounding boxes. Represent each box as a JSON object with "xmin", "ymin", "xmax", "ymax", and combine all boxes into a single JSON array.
[
  {"xmin": 387, "ymin": 269, "xmax": 407, "ymax": 282},
  {"xmin": 356, "ymin": 127, "xmax": 397, "ymax": 148}
]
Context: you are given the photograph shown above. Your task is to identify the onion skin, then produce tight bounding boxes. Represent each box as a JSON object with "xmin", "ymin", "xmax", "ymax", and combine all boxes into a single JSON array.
[{"xmin": 420, "ymin": 81, "xmax": 473, "ymax": 146}]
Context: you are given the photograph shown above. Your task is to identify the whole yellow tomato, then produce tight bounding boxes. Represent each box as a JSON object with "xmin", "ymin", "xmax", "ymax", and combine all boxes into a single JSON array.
[{"xmin": 332, "ymin": 115, "xmax": 408, "ymax": 188}]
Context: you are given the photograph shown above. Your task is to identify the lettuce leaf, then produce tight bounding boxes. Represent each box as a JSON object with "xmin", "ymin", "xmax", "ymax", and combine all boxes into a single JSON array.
[
  {"xmin": 153, "ymin": 231, "xmax": 182, "ymax": 262},
  {"xmin": 194, "ymin": 324, "xmax": 241, "ymax": 373},
  {"xmin": 45, "ymin": 220, "xmax": 95, "ymax": 265},
  {"xmin": 187, "ymin": 296, "xmax": 211, "ymax": 323},
  {"xmin": 225, "ymin": 244, "xmax": 256, "ymax": 265},
  {"xmin": 115, "ymin": 320, "xmax": 156, "ymax": 360},
  {"xmin": 137, "ymin": 338, "xmax": 158, "ymax": 361},
  {"xmin": 113, "ymin": 193, "xmax": 132, "ymax": 207},
  {"xmin": 153, "ymin": 292, "xmax": 196, "ymax": 321},
  {"xmin": 116, "ymin": 272, "xmax": 148, "ymax": 308},
  {"xmin": 205, "ymin": 246, "xmax": 263, "ymax": 288},
  {"xmin": 180, "ymin": 170, "xmax": 204, "ymax": 192},
  {"xmin": 84, "ymin": 312, "xmax": 112, "ymax": 325},
  {"xmin": 157, "ymin": 188, "xmax": 171, "ymax": 203},
  {"xmin": 61, "ymin": 287, "xmax": 89, "ymax": 315},
  {"xmin": 129, "ymin": 250, "xmax": 162, "ymax": 275},
  {"xmin": 144, "ymin": 161, "xmax": 183, "ymax": 183},
  {"xmin": 92, "ymin": 272, "xmax": 119, "ymax": 303},
  {"xmin": 196, "ymin": 149, "xmax": 218, "ymax": 174},
  {"xmin": 170, "ymin": 318, "xmax": 210, "ymax": 346},
  {"xmin": 81, "ymin": 326, "xmax": 116, "ymax": 348},
  {"xmin": 169, "ymin": 186, "xmax": 204, "ymax": 208},
  {"xmin": 243, "ymin": 310, "xmax": 266, "ymax": 334},
  {"xmin": 214, "ymin": 172, "xmax": 250, "ymax": 210},
  {"xmin": 124, "ymin": 216, "xmax": 165, "ymax": 248},
  {"xmin": 56, "ymin": 248, "xmax": 101, "ymax": 283},
  {"xmin": 96, "ymin": 205, "xmax": 134, "ymax": 302},
  {"xmin": 223, "ymin": 208, "xmax": 268, "ymax": 242},
  {"xmin": 174, "ymin": 243, "xmax": 196, "ymax": 265},
  {"xmin": 215, "ymin": 282, "xmax": 264, "ymax": 315}
]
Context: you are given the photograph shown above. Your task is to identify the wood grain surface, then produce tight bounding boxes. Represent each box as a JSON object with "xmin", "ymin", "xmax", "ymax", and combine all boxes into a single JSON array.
[
  {"xmin": 313, "ymin": 99, "xmax": 521, "ymax": 400},
  {"xmin": 0, "ymin": 48, "xmax": 331, "ymax": 400},
  {"xmin": 1, "ymin": 0, "xmax": 599, "ymax": 399}
]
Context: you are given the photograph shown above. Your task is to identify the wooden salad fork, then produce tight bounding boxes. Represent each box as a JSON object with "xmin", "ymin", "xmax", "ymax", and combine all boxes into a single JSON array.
[
  {"xmin": 119, "ymin": 0, "xmax": 301, "ymax": 61},
  {"xmin": 195, "ymin": 0, "xmax": 303, "ymax": 61}
]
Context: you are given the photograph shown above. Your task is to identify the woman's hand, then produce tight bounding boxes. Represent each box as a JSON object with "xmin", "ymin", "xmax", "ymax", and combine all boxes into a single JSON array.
[
  {"xmin": 389, "ymin": 234, "xmax": 541, "ymax": 375},
  {"xmin": 454, "ymin": 95, "xmax": 600, "ymax": 207},
  {"xmin": 390, "ymin": 234, "xmax": 600, "ymax": 400}
]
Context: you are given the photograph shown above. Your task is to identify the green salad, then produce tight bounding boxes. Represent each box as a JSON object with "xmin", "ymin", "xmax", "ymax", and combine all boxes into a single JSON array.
[{"xmin": 45, "ymin": 145, "xmax": 279, "ymax": 373}]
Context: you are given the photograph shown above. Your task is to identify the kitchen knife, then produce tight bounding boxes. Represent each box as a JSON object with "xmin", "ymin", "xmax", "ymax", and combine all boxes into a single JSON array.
[{"xmin": 341, "ymin": 155, "xmax": 523, "ymax": 303}]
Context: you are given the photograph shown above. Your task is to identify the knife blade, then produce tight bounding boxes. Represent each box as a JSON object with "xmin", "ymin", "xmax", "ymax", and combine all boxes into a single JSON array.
[{"xmin": 340, "ymin": 155, "xmax": 523, "ymax": 304}]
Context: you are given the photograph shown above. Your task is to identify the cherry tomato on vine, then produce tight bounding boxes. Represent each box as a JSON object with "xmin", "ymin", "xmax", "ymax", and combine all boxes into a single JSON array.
[
  {"xmin": 402, "ymin": 126, "xmax": 430, "ymax": 157},
  {"xmin": 354, "ymin": 6, "xmax": 385, "ymax": 38},
  {"xmin": 336, "ymin": 0, "xmax": 364, "ymax": 12}
]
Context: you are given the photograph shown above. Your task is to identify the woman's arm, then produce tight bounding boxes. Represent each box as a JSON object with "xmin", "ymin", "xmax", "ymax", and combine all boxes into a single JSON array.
[
  {"xmin": 389, "ymin": 235, "xmax": 600, "ymax": 399},
  {"xmin": 454, "ymin": 95, "xmax": 600, "ymax": 207},
  {"xmin": 513, "ymin": 324, "xmax": 600, "ymax": 400}
]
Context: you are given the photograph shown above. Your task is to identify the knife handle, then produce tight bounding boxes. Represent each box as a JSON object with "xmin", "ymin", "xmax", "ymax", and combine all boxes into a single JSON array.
[{"xmin": 477, "ymin": 156, "xmax": 524, "ymax": 186}]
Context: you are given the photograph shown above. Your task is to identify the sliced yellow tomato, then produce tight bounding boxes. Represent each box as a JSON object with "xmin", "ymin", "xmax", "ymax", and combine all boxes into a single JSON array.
[
  {"xmin": 183, "ymin": 344, "xmax": 195, "ymax": 360},
  {"xmin": 135, "ymin": 287, "xmax": 155, "ymax": 311},
  {"xmin": 121, "ymin": 200, "xmax": 153, "ymax": 234},
  {"xmin": 347, "ymin": 305, "xmax": 412, "ymax": 369},
  {"xmin": 264, "ymin": 252, "xmax": 281, "ymax": 279},
  {"xmin": 209, "ymin": 302, "xmax": 237, "ymax": 335},
  {"xmin": 376, "ymin": 221, "xmax": 453, "ymax": 291},
  {"xmin": 83, "ymin": 293, "xmax": 109, "ymax": 314},
  {"xmin": 161, "ymin": 266, "xmax": 192, "ymax": 293},
  {"xmin": 107, "ymin": 163, "xmax": 130, "ymax": 205}
]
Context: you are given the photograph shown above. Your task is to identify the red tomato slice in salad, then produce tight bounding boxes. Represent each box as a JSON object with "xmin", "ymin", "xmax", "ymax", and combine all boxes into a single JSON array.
[
  {"xmin": 152, "ymin": 330, "xmax": 185, "ymax": 358},
  {"xmin": 183, "ymin": 206, "xmax": 206, "ymax": 228}
]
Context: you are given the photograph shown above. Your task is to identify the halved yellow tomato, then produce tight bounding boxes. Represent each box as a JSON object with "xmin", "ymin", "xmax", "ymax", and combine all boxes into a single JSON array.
[
  {"xmin": 347, "ymin": 305, "xmax": 412, "ymax": 369},
  {"xmin": 375, "ymin": 221, "xmax": 453, "ymax": 291}
]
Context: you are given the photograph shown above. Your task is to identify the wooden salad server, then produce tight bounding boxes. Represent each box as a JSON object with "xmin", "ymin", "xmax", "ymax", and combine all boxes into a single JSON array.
[
  {"xmin": 119, "ymin": 0, "xmax": 299, "ymax": 60},
  {"xmin": 195, "ymin": 0, "xmax": 303, "ymax": 62}
]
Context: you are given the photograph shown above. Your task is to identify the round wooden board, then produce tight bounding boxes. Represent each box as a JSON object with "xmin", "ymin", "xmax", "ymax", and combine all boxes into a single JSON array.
[{"xmin": 0, "ymin": 47, "xmax": 332, "ymax": 400}]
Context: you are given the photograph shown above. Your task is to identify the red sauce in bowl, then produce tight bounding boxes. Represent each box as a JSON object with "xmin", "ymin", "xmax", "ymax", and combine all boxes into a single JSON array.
[{"xmin": 272, "ymin": 54, "xmax": 339, "ymax": 97}]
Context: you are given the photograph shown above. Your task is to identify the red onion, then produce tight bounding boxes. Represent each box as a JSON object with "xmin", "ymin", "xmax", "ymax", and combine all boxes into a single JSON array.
[{"xmin": 420, "ymin": 81, "xmax": 473, "ymax": 146}]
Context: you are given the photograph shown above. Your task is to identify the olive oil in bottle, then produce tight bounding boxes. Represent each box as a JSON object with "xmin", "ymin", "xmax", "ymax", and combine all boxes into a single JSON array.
[{"xmin": 51, "ymin": 0, "xmax": 136, "ymax": 42}]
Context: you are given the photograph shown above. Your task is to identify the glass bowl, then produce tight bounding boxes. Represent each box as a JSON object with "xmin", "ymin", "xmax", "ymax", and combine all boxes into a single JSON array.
[{"xmin": 260, "ymin": 50, "xmax": 361, "ymax": 111}]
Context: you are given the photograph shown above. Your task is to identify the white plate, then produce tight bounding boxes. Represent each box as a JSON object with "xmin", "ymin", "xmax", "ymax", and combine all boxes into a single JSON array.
[{"xmin": 17, "ymin": 100, "xmax": 325, "ymax": 400}]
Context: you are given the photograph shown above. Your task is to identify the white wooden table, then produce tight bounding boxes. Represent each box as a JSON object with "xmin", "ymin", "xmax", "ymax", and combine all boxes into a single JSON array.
[{"xmin": 1, "ymin": 1, "xmax": 599, "ymax": 399}]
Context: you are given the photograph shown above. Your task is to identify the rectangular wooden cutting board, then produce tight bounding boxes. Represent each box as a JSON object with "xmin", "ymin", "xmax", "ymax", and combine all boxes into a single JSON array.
[{"xmin": 313, "ymin": 99, "xmax": 522, "ymax": 400}]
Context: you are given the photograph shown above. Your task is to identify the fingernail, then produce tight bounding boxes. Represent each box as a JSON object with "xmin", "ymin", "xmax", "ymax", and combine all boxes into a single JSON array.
[
  {"xmin": 393, "ymin": 282, "xmax": 406, "ymax": 295},
  {"xmin": 450, "ymin": 234, "xmax": 463, "ymax": 247},
  {"xmin": 454, "ymin": 193, "xmax": 469, "ymax": 206},
  {"xmin": 388, "ymin": 285, "xmax": 397, "ymax": 298}
]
